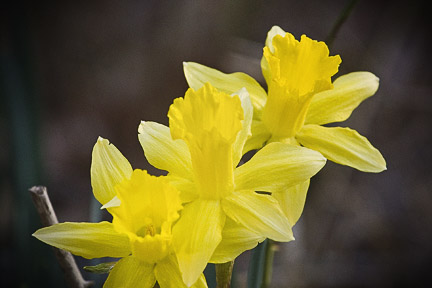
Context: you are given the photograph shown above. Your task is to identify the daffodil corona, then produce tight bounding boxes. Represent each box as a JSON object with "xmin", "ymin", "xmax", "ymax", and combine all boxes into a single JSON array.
[
  {"xmin": 33, "ymin": 138, "xmax": 207, "ymax": 288},
  {"xmin": 138, "ymin": 83, "xmax": 326, "ymax": 286}
]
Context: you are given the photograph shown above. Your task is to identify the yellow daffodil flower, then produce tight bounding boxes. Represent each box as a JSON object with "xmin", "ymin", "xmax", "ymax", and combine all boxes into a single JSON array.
[
  {"xmin": 138, "ymin": 83, "xmax": 327, "ymax": 286},
  {"xmin": 33, "ymin": 138, "xmax": 207, "ymax": 288},
  {"xmin": 183, "ymin": 26, "xmax": 386, "ymax": 226}
]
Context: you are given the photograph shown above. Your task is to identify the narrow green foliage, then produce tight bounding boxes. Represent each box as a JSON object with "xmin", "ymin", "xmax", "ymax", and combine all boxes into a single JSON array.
[{"xmin": 83, "ymin": 262, "xmax": 117, "ymax": 274}]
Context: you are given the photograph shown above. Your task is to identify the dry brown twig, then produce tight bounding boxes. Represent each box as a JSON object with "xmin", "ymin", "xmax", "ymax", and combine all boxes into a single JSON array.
[{"xmin": 29, "ymin": 186, "xmax": 93, "ymax": 288}]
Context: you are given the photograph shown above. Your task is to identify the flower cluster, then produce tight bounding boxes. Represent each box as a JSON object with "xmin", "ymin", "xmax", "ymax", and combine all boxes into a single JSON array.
[{"xmin": 33, "ymin": 26, "xmax": 385, "ymax": 287}]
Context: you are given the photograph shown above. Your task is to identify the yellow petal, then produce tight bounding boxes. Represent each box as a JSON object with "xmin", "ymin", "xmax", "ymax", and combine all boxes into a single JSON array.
[
  {"xmin": 91, "ymin": 137, "xmax": 132, "ymax": 205},
  {"xmin": 297, "ymin": 125, "xmax": 387, "ymax": 172},
  {"xmin": 165, "ymin": 174, "xmax": 198, "ymax": 204},
  {"xmin": 222, "ymin": 191, "xmax": 293, "ymax": 242},
  {"xmin": 261, "ymin": 25, "xmax": 287, "ymax": 84},
  {"xmin": 272, "ymin": 180, "xmax": 310, "ymax": 227},
  {"xmin": 305, "ymin": 72, "xmax": 380, "ymax": 125},
  {"xmin": 154, "ymin": 254, "xmax": 187, "ymax": 288},
  {"xmin": 138, "ymin": 121, "xmax": 192, "ymax": 179},
  {"xmin": 168, "ymin": 83, "xmax": 243, "ymax": 199},
  {"xmin": 183, "ymin": 62, "xmax": 267, "ymax": 118},
  {"xmin": 104, "ymin": 256, "xmax": 155, "ymax": 288},
  {"xmin": 100, "ymin": 196, "xmax": 121, "ymax": 209},
  {"xmin": 172, "ymin": 199, "xmax": 225, "ymax": 286},
  {"xmin": 211, "ymin": 217, "xmax": 265, "ymax": 263},
  {"xmin": 232, "ymin": 88, "xmax": 253, "ymax": 166},
  {"xmin": 33, "ymin": 221, "xmax": 130, "ymax": 259},
  {"xmin": 155, "ymin": 254, "xmax": 208, "ymax": 288},
  {"xmin": 234, "ymin": 142, "xmax": 326, "ymax": 193},
  {"xmin": 242, "ymin": 120, "xmax": 271, "ymax": 155},
  {"xmin": 191, "ymin": 275, "xmax": 208, "ymax": 288}
]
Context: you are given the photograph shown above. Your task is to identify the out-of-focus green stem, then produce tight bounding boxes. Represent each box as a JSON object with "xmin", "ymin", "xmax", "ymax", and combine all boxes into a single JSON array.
[
  {"xmin": 262, "ymin": 240, "xmax": 278, "ymax": 288},
  {"xmin": 215, "ymin": 261, "xmax": 234, "ymax": 288},
  {"xmin": 325, "ymin": 0, "xmax": 359, "ymax": 48},
  {"xmin": 247, "ymin": 240, "xmax": 267, "ymax": 288}
]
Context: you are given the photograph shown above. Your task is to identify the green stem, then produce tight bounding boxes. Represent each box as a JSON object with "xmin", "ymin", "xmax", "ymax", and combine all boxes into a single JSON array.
[
  {"xmin": 325, "ymin": 0, "xmax": 359, "ymax": 48},
  {"xmin": 247, "ymin": 240, "xmax": 267, "ymax": 288},
  {"xmin": 215, "ymin": 261, "xmax": 234, "ymax": 288},
  {"xmin": 262, "ymin": 240, "xmax": 277, "ymax": 288}
]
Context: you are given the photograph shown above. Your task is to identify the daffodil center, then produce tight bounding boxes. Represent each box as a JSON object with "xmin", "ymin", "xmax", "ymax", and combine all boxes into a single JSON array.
[
  {"xmin": 109, "ymin": 169, "xmax": 182, "ymax": 264},
  {"xmin": 136, "ymin": 223, "xmax": 159, "ymax": 237}
]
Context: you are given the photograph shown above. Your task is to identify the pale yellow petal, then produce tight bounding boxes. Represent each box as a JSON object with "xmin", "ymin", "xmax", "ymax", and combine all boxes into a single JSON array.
[
  {"xmin": 155, "ymin": 254, "xmax": 208, "ymax": 288},
  {"xmin": 222, "ymin": 191, "xmax": 293, "ymax": 242},
  {"xmin": 100, "ymin": 196, "xmax": 121, "ymax": 209},
  {"xmin": 297, "ymin": 125, "xmax": 386, "ymax": 172},
  {"xmin": 305, "ymin": 72, "xmax": 380, "ymax": 125},
  {"xmin": 272, "ymin": 180, "xmax": 309, "ymax": 227},
  {"xmin": 211, "ymin": 217, "xmax": 265, "ymax": 263},
  {"xmin": 33, "ymin": 221, "xmax": 130, "ymax": 259},
  {"xmin": 234, "ymin": 142, "xmax": 326, "ymax": 193},
  {"xmin": 91, "ymin": 137, "xmax": 132, "ymax": 205},
  {"xmin": 172, "ymin": 199, "xmax": 225, "ymax": 286},
  {"xmin": 232, "ymin": 88, "xmax": 253, "ymax": 166},
  {"xmin": 138, "ymin": 121, "xmax": 192, "ymax": 179},
  {"xmin": 183, "ymin": 62, "xmax": 267, "ymax": 117},
  {"xmin": 265, "ymin": 26, "xmax": 287, "ymax": 52},
  {"xmin": 242, "ymin": 120, "xmax": 271, "ymax": 154},
  {"xmin": 261, "ymin": 25, "xmax": 287, "ymax": 84},
  {"xmin": 104, "ymin": 256, "xmax": 155, "ymax": 288}
]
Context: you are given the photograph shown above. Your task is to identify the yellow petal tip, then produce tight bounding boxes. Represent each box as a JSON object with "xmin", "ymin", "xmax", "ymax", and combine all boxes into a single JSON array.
[{"xmin": 138, "ymin": 121, "xmax": 146, "ymax": 134}]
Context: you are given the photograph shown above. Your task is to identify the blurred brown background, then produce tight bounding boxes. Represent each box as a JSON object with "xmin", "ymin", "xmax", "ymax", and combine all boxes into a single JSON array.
[{"xmin": 1, "ymin": 0, "xmax": 431, "ymax": 287}]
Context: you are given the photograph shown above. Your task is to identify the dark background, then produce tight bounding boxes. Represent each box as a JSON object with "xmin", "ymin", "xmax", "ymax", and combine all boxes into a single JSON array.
[{"xmin": 1, "ymin": 0, "xmax": 431, "ymax": 287}]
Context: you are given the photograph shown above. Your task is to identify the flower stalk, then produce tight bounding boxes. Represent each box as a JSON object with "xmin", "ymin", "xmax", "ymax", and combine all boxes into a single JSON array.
[
  {"xmin": 262, "ymin": 240, "xmax": 278, "ymax": 288},
  {"xmin": 215, "ymin": 261, "xmax": 234, "ymax": 288}
]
